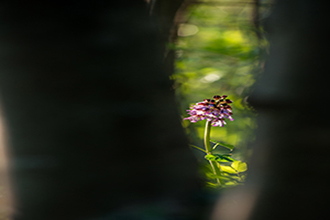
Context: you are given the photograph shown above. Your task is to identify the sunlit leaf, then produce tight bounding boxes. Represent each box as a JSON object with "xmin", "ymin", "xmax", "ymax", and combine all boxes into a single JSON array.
[
  {"xmin": 232, "ymin": 161, "xmax": 248, "ymax": 173},
  {"xmin": 220, "ymin": 165, "xmax": 237, "ymax": 174}
]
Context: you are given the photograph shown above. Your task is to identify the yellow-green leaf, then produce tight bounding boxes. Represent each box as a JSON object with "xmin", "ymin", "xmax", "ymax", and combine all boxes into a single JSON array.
[
  {"xmin": 232, "ymin": 161, "xmax": 247, "ymax": 172},
  {"xmin": 221, "ymin": 165, "xmax": 237, "ymax": 174}
]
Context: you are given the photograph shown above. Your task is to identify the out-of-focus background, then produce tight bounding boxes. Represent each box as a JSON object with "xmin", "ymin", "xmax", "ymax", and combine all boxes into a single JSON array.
[
  {"xmin": 173, "ymin": 0, "xmax": 271, "ymax": 177},
  {"xmin": 0, "ymin": 1, "xmax": 273, "ymax": 219}
]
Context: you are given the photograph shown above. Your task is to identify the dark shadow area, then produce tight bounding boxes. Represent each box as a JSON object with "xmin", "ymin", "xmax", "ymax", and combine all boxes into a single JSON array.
[{"xmin": 0, "ymin": 1, "xmax": 207, "ymax": 219}]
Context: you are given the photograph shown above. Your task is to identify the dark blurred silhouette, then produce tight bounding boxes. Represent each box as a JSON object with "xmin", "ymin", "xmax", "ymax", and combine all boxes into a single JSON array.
[
  {"xmin": 212, "ymin": 0, "xmax": 330, "ymax": 220},
  {"xmin": 3, "ymin": 1, "xmax": 329, "ymax": 220},
  {"xmin": 0, "ymin": 1, "xmax": 204, "ymax": 219}
]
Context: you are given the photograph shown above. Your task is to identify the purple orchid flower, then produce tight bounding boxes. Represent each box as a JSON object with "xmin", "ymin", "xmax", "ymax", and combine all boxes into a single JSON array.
[{"xmin": 184, "ymin": 95, "xmax": 233, "ymax": 127}]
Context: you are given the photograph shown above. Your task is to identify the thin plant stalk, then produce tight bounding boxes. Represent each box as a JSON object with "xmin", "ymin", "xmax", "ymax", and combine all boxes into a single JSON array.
[{"xmin": 204, "ymin": 120, "xmax": 223, "ymax": 186}]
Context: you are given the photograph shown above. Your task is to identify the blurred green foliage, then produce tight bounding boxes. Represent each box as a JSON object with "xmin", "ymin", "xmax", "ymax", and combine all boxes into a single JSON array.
[{"xmin": 173, "ymin": 1, "xmax": 271, "ymax": 169}]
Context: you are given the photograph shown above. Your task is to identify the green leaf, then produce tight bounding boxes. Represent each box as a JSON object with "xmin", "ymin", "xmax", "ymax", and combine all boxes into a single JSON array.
[
  {"xmin": 205, "ymin": 154, "xmax": 217, "ymax": 161},
  {"xmin": 212, "ymin": 143, "xmax": 220, "ymax": 150},
  {"xmin": 210, "ymin": 140, "xmax": 235, "ymax": 151},
  {"xmin": 220, "ymin": 165, "xmax": 237, "ymax": 174},
  {"xmin": 208, "ymin": 173, "xmax": 231, "ymax": 181},
  {"xmin": 190, "ymin": 144, "xmax": 207, "ymax": 153},
  {"xmin": 205, "ymin": 154, "xmax": 235, "ymax": 163},
  {"xmin": 214, "ymin": 154, "xmax": 236, "ymax": 162},
  {"xmin": 232, "ymin": 161, "xmax": 248, "ymax": 173},
  {"xmin": 206, "ymin": 182, "xmax": 219, "ymax": 188},
  {"xmin": 224, "ymin": 181, "xmax": 239, "ymax": 186},
  {"xmin": 221, "ymin": 173, "xmax": 241, "ymax": 181},
  {"xmin": 215, "ymin": 158, "xmax": 232, "ymax": 163},
  {"xmin": 205, "ymin": 153, "xmax": 238, "ymax": 164}
]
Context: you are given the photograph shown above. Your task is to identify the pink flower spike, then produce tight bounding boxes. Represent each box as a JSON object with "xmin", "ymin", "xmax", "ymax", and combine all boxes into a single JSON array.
[{"xmin": 184, "ymin": 95, "xmax": 234, "ymax": 127}]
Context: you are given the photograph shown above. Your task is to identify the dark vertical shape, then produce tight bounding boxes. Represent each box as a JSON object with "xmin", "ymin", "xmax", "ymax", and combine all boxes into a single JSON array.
[
  {"xmin": 231, "ymin": 0, "xmax": 330, "ymax": 220},
  {"xmin": 150, "ymin": 0, "xmax": 190, "ymax": 86},
  {"xmin": 150, "ymin": 0, "xmax": 185, "ymax": 52},
  {"xmin": 252, "ymin": 0, "xmax": 261, "ymax": 41},
  {"xmin": 0, "ymin": 1, "xmax": 201, "ymax": 219}
]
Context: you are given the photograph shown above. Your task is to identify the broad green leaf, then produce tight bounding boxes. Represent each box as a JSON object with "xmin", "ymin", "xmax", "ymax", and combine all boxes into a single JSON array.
[
  {"xmin": 232, "ymin": 161, "xmax": 248, "ymax": 173},
  {"xmin": 220, "ymin": 165, "xmax": 237, "ymax": 174}
]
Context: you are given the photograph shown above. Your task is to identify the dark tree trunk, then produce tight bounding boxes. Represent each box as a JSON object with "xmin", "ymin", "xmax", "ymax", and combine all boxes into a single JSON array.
[
  {"xmin": 0, "ymin": 1, "xmax": 202, "ymax": 219},
  {"xmin": 212, "ymin": 1, "xmax": 330, "ymax": 220}
]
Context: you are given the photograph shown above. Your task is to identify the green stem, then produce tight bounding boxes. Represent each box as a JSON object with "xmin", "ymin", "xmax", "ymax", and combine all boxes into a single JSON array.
[{"xmin": 204, "ymin": 120, "xmax": 223, "ymax": 186}]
